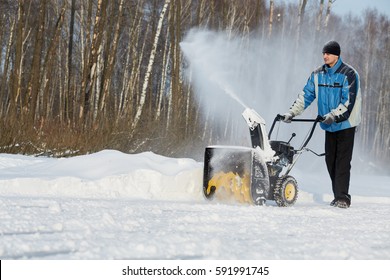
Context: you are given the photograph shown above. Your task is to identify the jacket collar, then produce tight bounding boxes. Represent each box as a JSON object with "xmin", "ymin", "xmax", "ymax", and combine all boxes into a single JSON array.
[{"xmin": 324, "ymin": 56, "xmax": 343, "ymax": 74}]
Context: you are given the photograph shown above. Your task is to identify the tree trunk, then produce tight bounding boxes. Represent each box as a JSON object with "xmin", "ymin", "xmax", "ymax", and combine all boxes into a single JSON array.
[
  {"xmin": 80, "ymin": 0, "xmax": 108, "ymax": 122},
  {"xmin": 0, "ymin": 18, "xmax": 16, "ymax": 117},
  {"xmin": 66, "ymin": 0, "xmax": 76, "ymax": 123},
  {"xmin": 296, "ymin": 0, "xmax": 307, "ymax": 46},
  {"xmin": 316, "ymin": 0, "xmax": 324, "ymax": 32},
  {"xmin": 117, "ymin": 1, "xmax": 143, "ymax": 120},
  {"xmin": 9, "ymin": 0, "xmax": 25, "ymax": 119},
  {"xmin": 155, "ymin": 26, "xmax": 170, "ymax": 121},
  {"xmin": 132, "ymin": 0, "xmax": 171, "ymax": 130},
  {"xmin": 27, "ymin": 0, "xmax": 46, "ymax": 123},
  {"xmin": 268, "ymin": 0, "xmax": 274, "ymax": 38},
  {"xmin": 38, "ymin": 2, "xmax": 67, "ymax": 121},
  {"xmin": 98, "ymin": 0, "xmax": 124, "ymax": 114},
  {"xmin": 324, "ymin": 0, "xmax": 333, "ymax": 29}
]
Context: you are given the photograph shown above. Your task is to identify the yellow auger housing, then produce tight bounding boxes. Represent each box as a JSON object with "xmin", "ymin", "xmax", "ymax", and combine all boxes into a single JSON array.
[
  {"xmin": 206, "ymin": 171, "xmax": 251, "ymax": 204},
  {"xmin": 203, "ymin": 146, "xmax": 270, "ymax": 205}
]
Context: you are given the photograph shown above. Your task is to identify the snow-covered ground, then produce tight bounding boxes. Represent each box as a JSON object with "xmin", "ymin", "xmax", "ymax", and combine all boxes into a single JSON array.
[{"xmin": 1, "ymin": 149, "xmax": 389, "ymax": 260}]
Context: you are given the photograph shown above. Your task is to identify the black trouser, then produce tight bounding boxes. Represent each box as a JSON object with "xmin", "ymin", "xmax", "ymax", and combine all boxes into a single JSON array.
[{"xmin": 325, "ymin": 127, "xmax": 356, "ymax": 204}]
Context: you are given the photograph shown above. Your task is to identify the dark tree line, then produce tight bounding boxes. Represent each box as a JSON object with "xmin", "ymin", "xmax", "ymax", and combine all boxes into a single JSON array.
[{"xmin": 0, "ymin": 0, "xmax": 388, "ymax": 167}]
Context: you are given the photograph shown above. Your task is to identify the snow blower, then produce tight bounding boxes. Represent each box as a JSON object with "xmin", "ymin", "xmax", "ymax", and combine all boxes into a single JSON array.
[{"xmin": 203, "ymin": 108, "xmax": 324, "ymax": 206}]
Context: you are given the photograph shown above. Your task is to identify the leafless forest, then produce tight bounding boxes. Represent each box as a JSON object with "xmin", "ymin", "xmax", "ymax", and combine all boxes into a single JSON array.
[{"xmin": 0, "ymin": 0, "xmax": 389, "ymax": 166}]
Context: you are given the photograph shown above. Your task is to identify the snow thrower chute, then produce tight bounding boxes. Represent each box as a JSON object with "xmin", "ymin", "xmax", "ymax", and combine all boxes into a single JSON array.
[{"xmin": 203, "ymin": 108, "xmax": 324, "ymax": 206}]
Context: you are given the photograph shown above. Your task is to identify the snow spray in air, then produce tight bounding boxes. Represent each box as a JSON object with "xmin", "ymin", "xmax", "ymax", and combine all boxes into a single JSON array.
[
  {"xmin": 180, "ymin": 29, "xmax": 251, "ymax": 114},
  {"xmin": 180, "ymin": 28, "xmax": 324, "ymax": 152},
  {"xmin": 180, "ymin": 29, "xmax": 257, "ymax": 145}
]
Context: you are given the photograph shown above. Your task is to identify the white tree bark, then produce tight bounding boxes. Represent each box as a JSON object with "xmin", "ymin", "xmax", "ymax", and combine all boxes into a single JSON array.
[
  {"xmin": 1, "ymin": 18, "xmax": 15, "ymax": 116},
  {"xmin": 118, "ymin": 2, "xmax": 143, "ymax": 120},
  {"xmin": 316, "ymin": 0, "xmax": 324, "ymax": 32},
  {"xmin": 296, "ymin": 0, "xmax": 307, "ymax": 45},
  {"xmin": 156, "ymin": 28, "xmax": 170, "ymax": 120},
  {"xmin": 324, "ymin": 0, "xmax": 333, "ymax": 29},
  {"xmin": 132, "ymin": 0, "xmax": 171, "ymax": 130},
  {"xmin": 99, "ymin": 0, "xmax": 124, "ymax": 113},
  {"xmin": 93, "ymin": 43, "xmax": 104, "ymax": 120}
]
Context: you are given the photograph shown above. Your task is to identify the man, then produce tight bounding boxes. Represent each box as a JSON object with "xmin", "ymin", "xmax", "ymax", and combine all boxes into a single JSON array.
[{"xmin": 283, "ymin": 41, "xmax": 361, "ymax": 208}]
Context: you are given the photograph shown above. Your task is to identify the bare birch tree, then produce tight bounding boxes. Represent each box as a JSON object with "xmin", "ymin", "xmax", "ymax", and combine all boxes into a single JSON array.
[
  {"xmin": 268, "ymin": 0, "xmax": 274, "ymax": 38},
  {"xmin": 296, "ymin": 0, "xmax": 307, "ymax": 46},
  {"xmin": 98, "ymin": 0, "xmax": 124, "ymax": 115},
  {"xmin": 26, "ymin": 0, "xmax": 46, "ymax": 122},
  {"xmin": 80, "ymin": 0, "xmax": 108, "ymax": 122},
  {"xmin": 38, "ymin": 2, "xmax": 67, "ymax": 120},
  {"xmin": 324, "ymin": 0, "xmax": 334, "ymax": 29},
  {"xmin": 132, "ymin": 0, "xmax": 171, "ymax": 130},
  {"xmin": 0, "ymin": 17, "xmax": 15, "ymax": 116},
  {"xmin": 9, "ymin": 0, "xmax": 26, "ymax": 119},
  {"xmin": 117, "ymin": 1, "xmax": 145, "ymax": 120},
  {"xmin": 66, "ymin": 0, "xmax": 76, "ymax": 123}
]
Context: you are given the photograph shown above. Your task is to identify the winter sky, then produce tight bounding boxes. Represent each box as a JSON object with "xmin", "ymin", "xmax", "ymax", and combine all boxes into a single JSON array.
[
  {"xmin": 283, "ymin": 0, "xmax": 390, "ymax": 17},
  {"xmin": 332, "ymin": 0, "xmax": 390, "ymax": 16}
]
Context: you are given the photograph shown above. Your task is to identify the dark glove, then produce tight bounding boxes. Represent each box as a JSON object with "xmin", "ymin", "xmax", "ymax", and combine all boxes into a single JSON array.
[
  {"xmin": 282, "ymin": 112, "xmax": 294, "ymax": 123},
  {"xmin": 322, "ymin": 112, "xmax": 335, "ymax": 125}
]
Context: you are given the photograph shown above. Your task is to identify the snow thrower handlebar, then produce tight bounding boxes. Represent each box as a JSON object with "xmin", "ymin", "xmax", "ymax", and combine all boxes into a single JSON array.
[
  {"xmin": 267, "ymin": 114, "xmax": 325, "ymax": 176},
  {"xmin": 268, "ymin": 114, "xmax": 324, "ymax": 152}
]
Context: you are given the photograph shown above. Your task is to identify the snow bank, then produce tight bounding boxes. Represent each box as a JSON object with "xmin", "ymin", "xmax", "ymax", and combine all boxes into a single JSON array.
[{"xmin": 0, "ymin": 150, "xmax": 204, "ymax": 201}]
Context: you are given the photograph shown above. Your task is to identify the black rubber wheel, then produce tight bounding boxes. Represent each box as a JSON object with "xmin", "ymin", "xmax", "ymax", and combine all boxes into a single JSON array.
[{"xmin": 274, "ymin": 176, "xmax": 298, "ymax": 207}]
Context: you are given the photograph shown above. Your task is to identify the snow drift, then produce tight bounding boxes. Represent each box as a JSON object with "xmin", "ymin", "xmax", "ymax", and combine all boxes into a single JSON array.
[{"xmin": 0, "ymin": 150, "xmax": 204, "ymax": 201}]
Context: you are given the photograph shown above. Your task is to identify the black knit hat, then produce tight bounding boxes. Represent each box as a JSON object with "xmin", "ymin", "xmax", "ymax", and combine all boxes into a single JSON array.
[{"xmin": 322, "ymin": 41, "xmax": 341, "ymax": 56}]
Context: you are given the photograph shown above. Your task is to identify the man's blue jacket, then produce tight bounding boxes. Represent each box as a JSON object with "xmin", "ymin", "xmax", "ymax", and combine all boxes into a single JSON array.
[{"xmin": 289, "ymin": 57, "xmax": 362, "ymax": 132}]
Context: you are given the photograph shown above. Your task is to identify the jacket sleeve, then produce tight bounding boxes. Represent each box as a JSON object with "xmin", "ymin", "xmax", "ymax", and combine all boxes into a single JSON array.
[
  {"xmin": 331, "ymin": 68, "xmax": 359, "ymax": 123},
  {"xmin": 289, "ymin": 72, "xmax": 317, "ymax": 117}
]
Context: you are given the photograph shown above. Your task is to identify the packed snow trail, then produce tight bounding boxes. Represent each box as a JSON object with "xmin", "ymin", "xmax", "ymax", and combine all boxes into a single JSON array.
[
  {"xmin": 2, "ymin": 197, "xmax": 390, "ymax": 260},
  {"xmin": 0, "ymin": 150, "xmax": 390, "ymax": 260}
]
